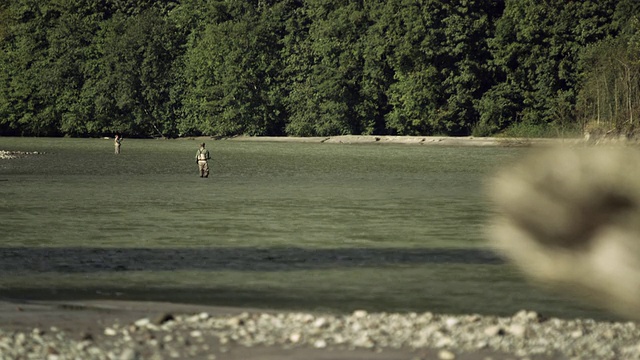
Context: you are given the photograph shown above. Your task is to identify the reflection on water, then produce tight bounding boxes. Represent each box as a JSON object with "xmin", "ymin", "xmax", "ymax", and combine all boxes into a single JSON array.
[{"xmin": 0, "ymin": 138, "xmax": 617, "ymax": 320}]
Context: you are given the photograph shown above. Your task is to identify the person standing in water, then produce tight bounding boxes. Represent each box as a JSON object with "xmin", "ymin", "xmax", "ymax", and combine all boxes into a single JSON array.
[
  {"xmin": 195, "ymin": 142, "xmax": 211, "ymax": 178},
  {"xmin": 114, "ymin": 134, "xmax": 122, "ymax": 154}
]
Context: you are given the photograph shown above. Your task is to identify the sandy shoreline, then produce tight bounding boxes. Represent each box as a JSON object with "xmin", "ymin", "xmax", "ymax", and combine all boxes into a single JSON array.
[{"xmin": 217, "ymin": 135, "xmax": 586, "ymax": 147}]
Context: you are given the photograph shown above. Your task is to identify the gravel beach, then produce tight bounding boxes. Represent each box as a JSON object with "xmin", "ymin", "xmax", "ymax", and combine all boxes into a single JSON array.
[{"xmin": 1, "ymin": 299, "xmax": 639, "ymax": 360}]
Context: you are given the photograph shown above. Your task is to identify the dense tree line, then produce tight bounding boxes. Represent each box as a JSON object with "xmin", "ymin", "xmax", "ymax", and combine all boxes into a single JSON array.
[{"xmin": 0, "ymin": 0, "xmax": 638, "ymax": 138}]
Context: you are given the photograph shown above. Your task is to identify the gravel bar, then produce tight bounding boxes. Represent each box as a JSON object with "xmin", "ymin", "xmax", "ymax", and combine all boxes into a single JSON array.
[
  {"xmin": 0, "ymin": 150, "xmax": 42, "ymax": 159},
  {"xmin": 1, "ymin": 308, "xmax": 639, "ymax": 360}
]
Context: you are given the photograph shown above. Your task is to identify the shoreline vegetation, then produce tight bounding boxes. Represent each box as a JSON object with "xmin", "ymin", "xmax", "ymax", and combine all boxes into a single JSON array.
[{"xmin": 2, "ymin": 2, "xmax": 636, "ymax": 142}]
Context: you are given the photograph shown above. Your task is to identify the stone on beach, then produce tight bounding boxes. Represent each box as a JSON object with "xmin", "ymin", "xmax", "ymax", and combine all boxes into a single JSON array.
[
  {"xmin": 488, "ymin": 145, "xmax": 640, "ymax": 320},
  {"xmin": 2, "ymin": 308, "xmax": 640, "ymax": 359}
]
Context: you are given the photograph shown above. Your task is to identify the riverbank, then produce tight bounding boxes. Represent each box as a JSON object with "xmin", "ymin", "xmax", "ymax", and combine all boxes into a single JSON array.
[
  {"xmin": 2, "ymin": 298, "xmax": 637, "ymax": 360},
  {"xmin": 0, "ymin": 134, "xmax": 623, "ymax": 149},
  {"xmin": 222, "ymin": 135, "xmax": 586, "ymax": 147},
  {"xmin": 0, "ymin": 150, "xmax": 43, "ymax": 159}
]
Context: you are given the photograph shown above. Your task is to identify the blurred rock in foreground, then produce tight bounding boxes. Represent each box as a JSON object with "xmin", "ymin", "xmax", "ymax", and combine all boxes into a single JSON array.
[{"xmin": 488, "ymin": 145, "xmax": 640, "ymax": 319}]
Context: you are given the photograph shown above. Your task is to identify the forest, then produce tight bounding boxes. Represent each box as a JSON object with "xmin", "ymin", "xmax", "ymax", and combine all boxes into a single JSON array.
[{"xmin": 0, "ymin": 0, "xmax": 639, "ymax": 138}]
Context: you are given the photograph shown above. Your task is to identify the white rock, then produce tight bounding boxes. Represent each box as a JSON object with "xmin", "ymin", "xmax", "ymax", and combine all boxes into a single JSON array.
[
  {"xmin": 508, "ymin": 324, "xmax": 527, "ymax": 338},
  {"xmin": 435, "ymin": 337, "xmax": 453, "ymax": 348},
  {"xmin": 352, "ymin": 310, "xmax": 368, "ymax": 318},
  {"xmin": 289, "ymin": 333, "xmax": 301, "ymax": 343},
  {"xmin": 313, "ymin": 339, "xmax": 327, "ymax": 348},
  {"xmin": 484, "ymin": 325, "xmax": 504, "ymax": 337},
  {"xmin": 134, "ymin": 318, "xmax": 150, "ymax": 327},
  {"xmin": 445, "ymin": 317, "xmax": 459, "ymax": 328},
  {"xmin": 199, "ymin": 312, "xmax": 211, "ymax": 320},
  {"xmin": 438, "ymin": 349, "xmax": 456, "ymax": 359},
  {"xmin": 119, "ymin": 348, "xmax": 136, "ymax": 360},
  {"xmin": 313, "ymin": 317, "xmax": 327, "ymax": 328}
]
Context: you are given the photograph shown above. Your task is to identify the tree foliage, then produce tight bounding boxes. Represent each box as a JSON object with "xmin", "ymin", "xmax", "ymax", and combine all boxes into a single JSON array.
[
  {"xmin": 180, "ymin": 0, "xmax": 286, "ymax": 137},
  {"xmin": 577, "ymin": 2, "xmax": 640, "ymax": 134},
  {"xmin": 283, "ymin": 0, "xmax": 369, "ymax": 136},
  {"xmin": 0, "ymin": 0, "xmax": 634, "ymax": 137},
  {"xmin": 486, "ymin": 0, "xmax": 619, "ymax": 135}
]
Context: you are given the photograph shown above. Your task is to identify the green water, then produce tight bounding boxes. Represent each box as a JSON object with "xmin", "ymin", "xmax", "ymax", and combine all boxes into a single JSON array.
[{"xmin": 0, "ymin": 137, "xmax": 615, "ymax": 320}]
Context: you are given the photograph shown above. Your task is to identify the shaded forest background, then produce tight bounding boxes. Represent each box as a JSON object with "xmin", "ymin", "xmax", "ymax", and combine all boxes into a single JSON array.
[{"xmin": 1, "ymin": 0, "xmax": 639, "ymax": 138}]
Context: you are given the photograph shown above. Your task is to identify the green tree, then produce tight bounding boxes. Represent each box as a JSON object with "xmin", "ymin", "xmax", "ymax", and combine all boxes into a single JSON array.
[
  {"xmin": 577, "ymin": 2, "xmax": 640, "ymax": 134},
  {"xmin": 0, "ymin": 0, "xmax": 16, "ymax": 135},
  {"xmin": 358, "ymin": 0, "xmax": 393, "ymax": 135},
  {"xmin": 106, "ymin": 0, "xmax": 177, "ymax": 16},
  {"xmin": 179, "ymin": 0, "xmax": 286, "ymax": 137},
  {"xmin": 486, "ymin": 0, "xmax": 617, "ymax": 135},
  {"xmin": 81, "ymin": 8, "xmax": 182, "ymax": 137},
  {"xmin": 0, "ymin": 0, "xmax": 60, "ymax": 135},
  {"xmin": 45, "ymin": 0, "xmax": 111, "ymax": 136},
  {"xmin": 282, "ymin": 0, "xmax": 369, "ymax": 136},
  {"xmin": 0, "ymin": 0, "xmax": 630, "ymax": 138},
  {"xmin": 383, "ymin": 0, "xmax": 502, "ymax": 136}
]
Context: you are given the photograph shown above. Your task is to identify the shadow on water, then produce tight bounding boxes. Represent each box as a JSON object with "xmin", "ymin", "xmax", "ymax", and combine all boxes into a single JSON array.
[
  {"xmin": 0, "ymin": 247, "xmax": 503, "ymax": 273},
  {"xmin": 1, "ymin": 247, "xmax": 621, "ymax": 320}
]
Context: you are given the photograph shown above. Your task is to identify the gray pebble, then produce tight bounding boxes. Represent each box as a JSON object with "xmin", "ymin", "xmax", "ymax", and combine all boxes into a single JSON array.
[{"xmin": 2, "ymin": 309, "xmax": 639, "ymax": 359}]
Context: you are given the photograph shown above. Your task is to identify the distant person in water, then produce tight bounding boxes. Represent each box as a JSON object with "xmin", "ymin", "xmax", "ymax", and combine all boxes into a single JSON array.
[
  {"xmin": 195, "ymin": 142, "xmax": 211, "ymax": 178},
  {"xmin": 114, "ymin": 134, "xmax": 122, "ymax": 154}
]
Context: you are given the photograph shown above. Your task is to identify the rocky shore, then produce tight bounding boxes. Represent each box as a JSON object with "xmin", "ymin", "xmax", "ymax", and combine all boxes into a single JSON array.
[
  {"xmin": 1, "ymin": 300, "xmax": 639, "ymax": 360},
  {"xmin": 0, "ymin": 150, "xmax": 43, "ymax": 159}
]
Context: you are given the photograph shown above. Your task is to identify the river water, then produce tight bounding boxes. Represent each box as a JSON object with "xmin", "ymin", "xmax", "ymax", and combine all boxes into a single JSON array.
[{"xmin": 0, "ymin": 137, "xmax": 616, "ymax": 320}]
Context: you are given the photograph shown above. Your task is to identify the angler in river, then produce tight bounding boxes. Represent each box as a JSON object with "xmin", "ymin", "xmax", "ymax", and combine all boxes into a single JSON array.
[{"xmin": 195, "ymin": 142, "xmax": 211, "ymax": 178}]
